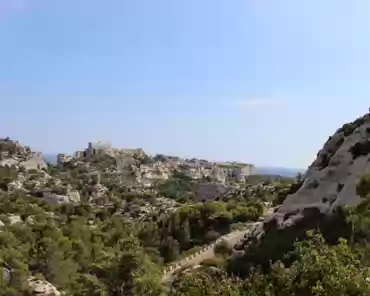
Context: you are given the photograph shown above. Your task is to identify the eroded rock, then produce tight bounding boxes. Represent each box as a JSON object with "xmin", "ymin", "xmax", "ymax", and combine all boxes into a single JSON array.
[
  {"xmin": 25, "ymin": 277, "xmax": 61, "ymax": 296},
  {"xmin": 249, "ymin": 114, "xmax": 370, "ymax": 239}
]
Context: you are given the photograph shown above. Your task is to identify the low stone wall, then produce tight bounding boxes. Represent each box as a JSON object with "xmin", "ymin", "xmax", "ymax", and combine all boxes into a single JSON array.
[
  {"xmin": 162, "ymin": 225, "xmax": 258, "ymax": 280},
  {"xmin": 162, "ymin": 206, "xmax": 275, "ymax": 281}
]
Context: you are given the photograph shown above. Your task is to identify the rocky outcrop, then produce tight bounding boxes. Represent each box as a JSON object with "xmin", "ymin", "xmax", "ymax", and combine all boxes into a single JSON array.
[
  {"xmin": 21, "ymin": 152, "xmax": 47, "ymax": 170},
  {"xmin": 2, "ymin": 267, "xmax": 10, "ymax": 282},
  {"xmin": 8, "ymin": 214, "xmax": 22, "ymax": 225},
  {"xmin": 195, "ymin": 183, "xmax": 229, "ymax": 201},
  {"xmin": 121, "ymin": 197, "xmax": 180, "ymax": 221},
  {"xmin": 56, "ymin": 153, "xmax": 77, "ymax": 169},
  {"xmin": 25, "ymin": 277, "xmax": 61, "ymax": 296},
  {"xmin": 210, "ymin": 167, "xmax": 226, "ymax": 184},
  {"xmin": 43, "ymin": 191, "xmax": 80, "ymax": 204},
  {"xmin": 233, "ymin": 165, "xmax": 254, "ymax": 182},
  {"xmin": 0, "ymin": 139, "xmax": 47, "ymax": 170},
  {"xmin": 251, "ymin": 114, "xmax": 370, "ymax": 238}
]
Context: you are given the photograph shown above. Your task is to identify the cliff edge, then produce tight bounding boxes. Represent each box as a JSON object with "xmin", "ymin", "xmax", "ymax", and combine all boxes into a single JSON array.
[{"xmin": 253, "ymin": 113, "xmax": 370, "ymax": 235}]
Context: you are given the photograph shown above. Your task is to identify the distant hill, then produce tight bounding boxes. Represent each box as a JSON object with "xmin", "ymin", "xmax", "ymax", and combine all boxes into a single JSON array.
[{"xmin": 253, "ymin": 166, "xmax": 305, "ymax": 178}]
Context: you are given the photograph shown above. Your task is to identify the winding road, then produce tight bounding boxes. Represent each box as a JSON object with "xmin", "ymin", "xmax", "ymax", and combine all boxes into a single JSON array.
[{"xmin": 162, "ymin": 207, "xmax": 275, "ymax": 282}]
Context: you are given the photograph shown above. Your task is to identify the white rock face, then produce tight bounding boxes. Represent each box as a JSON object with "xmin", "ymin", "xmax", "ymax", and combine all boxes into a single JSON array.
[
  {"xmin": 43, "ymin": 193, "xmax": 71, "ymax": 204},
  {"xmin": 91, "ymin": 184, "xmax": 108, "ymax": 199},
  {"xmin": 7, "ymin": 180, "xmax": 23, "ymax": 190},
  {"xmin": 0, "ymin": 149, "xmax": 47, "ymax": 171},
  {"xmin": 68, "ymin": 190, "xmax": 81, "ymax": 203},
  {"xmin": 2, "ymin": 267, "xmax": 10, "ymax": 282},
  {"xmin": 0, "ymin": 158, "xmax": 18, "ymax": 167},
  {"xmin": 8, "ymin": 214, "xmax": 22, "ymax": 225},
  {"xmin": 21, "ymin": 153, "xmax": 47, "ymax": 170},
  {"xmin": 25, "ymin": 277, "xmax": 61, "ymax": 296},
  {"xmin": 268, "ymin": 115, "xmax": 370, "ymax": 228},
  {"xmin": 210, "ymin": 167, "xmax": 226, "ymax": 184}
]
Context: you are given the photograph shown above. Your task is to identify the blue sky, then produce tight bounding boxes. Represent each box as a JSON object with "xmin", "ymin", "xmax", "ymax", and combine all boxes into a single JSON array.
[{"xmin": 1, "ymin": 0, "xmax": 370, "ymax": 168}]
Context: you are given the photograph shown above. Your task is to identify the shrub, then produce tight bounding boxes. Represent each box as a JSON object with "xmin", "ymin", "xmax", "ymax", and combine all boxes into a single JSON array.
[
  {"xmin": 200, "ymin": 256, "xmax": 225, "ymax": 267},
  {"xmin": 357, "ymin": 171, "xmax": 370, "ymax": 197},
  {"xmin": 307, "ymin": 180, "xmax": 319, "ymax": 189},
  {"xmin": 338, "ymin": 116, "xmax": 365, "ymax": 137},
  {"xmin": 349, "ymin": 141, "xmax": 370, "ymax": 159},
  {"xmin": 318, "ymin": 153, "xmax": 330, "ymax": 170},
  {"xmin": 214, "ymin": 239, "xmax": 232, "ymax": 256},
  {"xmin": 205, "ymin": 230, "xmax": 221, "ymax": 242}
]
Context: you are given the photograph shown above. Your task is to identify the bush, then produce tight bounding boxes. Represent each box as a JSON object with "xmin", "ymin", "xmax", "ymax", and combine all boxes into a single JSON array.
[
  {"xmin": 349, "ymin": 141, "xmax": 370, "ymax": 159},
  {"xmin": 338, "ymin": 116, "xmax": 365, "ymax": 137},
  {"xmin": 205, "ymin": 230, "xmax": 221, "ymax": 242},
  {"xmin": 214, "ymin": 239, "xmax": 232, "ymax": 256},
  {"xmin": 158, "ymin": 174, "xmax": 194, "ymax": 201},
  {"xmin": 357, "ymin": 171, "xmax": 370, "ymax": 197},
  {"xmin": 318, "ymin": 153, "xmax": 331, "ymax": 169},
  {"xmin": 200, "ymin": 256, "xmax": 225, "ymax": 268}
]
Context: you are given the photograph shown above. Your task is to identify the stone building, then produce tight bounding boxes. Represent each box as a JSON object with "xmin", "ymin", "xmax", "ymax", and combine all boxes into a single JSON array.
[
  {"xmin": 74, "ymin": 151, "xmax": 85, "ymax": 159},
  {"xmin": 86, "ymin": 141, "xmax": 112, "ymax": 157},
  {"xmin": 233, "ymin": 164, "xmax": 254, "ymax": 182}
]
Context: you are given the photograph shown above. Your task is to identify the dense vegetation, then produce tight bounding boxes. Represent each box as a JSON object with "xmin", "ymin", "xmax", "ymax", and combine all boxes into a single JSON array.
[
  {"xmin": 4, "ymin": 135, "xmax": 370, "ymax": 295},
  {"xmin": 4, "ymin": 164, "xmax": 370, "ymax": 295},
  {"xmin": 0, "ymin": 163, "xmax": 270, "ymax": 295},
  {"xmin": 158, "ymin": 171, "xmax": 196, "ymax": 202},
  {"xmin": 172, "ymin": 170, "xmax": 370, "ymax": 296},
  {"xmin": 172, "ymin": 231, "xmax": 370, "ymax": 296},
  {"xmin": 141, "ymin": 200, "xmax": 264, "ymax": 263}
]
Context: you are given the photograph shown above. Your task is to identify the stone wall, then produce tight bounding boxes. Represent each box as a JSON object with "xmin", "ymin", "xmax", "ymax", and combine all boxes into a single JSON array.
[
  {"xmin": 162, "ymin": 222, "xmax": 260, "ymax": 281},
  {"xmin": 162, "ymin": 206, "xmax": 274, "ymax": 282}
]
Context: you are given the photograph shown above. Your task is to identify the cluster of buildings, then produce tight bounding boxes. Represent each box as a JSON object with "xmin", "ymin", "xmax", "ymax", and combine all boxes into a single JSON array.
[{"xmin": 56, "ymin": 141, "xmax": 254, "ymax": 187}]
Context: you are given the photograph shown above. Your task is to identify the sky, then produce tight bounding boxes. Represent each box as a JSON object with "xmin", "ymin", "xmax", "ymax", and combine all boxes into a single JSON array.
[{"xmin": 1, "ymin": 0, "xmax": 370, "ymax": 169}]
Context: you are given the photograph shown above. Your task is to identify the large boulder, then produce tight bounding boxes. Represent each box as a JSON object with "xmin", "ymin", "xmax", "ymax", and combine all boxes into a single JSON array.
[
  {"xmin": 20, "ymin": 152, "xmax": 47, "ymax": 170},
  {"xmin": 43, "ymin": 191, "xmax": 80, "ymax": 204},
  {"xmin": 25, "ymin": 277, "xmax": 61, "ymax": 296},
  {"xmin": 2, "ymin": 267, "xmax": 10, "ymax": 282},
  {"xmin": 8, "ymin": 215, "xmax": 22, "ymax": 225},
  {"xmin": 195, "ymin": 183, "xmax": 229, "ymax": 201}
]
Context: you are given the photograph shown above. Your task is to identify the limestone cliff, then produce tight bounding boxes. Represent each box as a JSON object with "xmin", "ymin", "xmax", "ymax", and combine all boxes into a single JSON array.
[
  {"xmin": 256, "ymin": 114, "xmax": 370, "ymax": 233},
  {"xmin": 0, "ymin": 138, "xmax": 47, "ymax": 170}
]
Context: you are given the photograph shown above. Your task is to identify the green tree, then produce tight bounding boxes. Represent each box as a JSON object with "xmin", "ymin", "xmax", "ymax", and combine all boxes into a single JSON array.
[
  {"xmin": 260, "ymin": 231, "xmax": 370, "ymax": 296},
  {"xmin": 171, "ymin": 270, "xmax": 242, "ymax": 296}
]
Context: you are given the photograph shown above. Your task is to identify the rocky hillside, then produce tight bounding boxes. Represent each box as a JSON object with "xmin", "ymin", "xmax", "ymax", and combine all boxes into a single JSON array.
[
  {"xmin": 0, "ymin": 138, "xmax": 283, "ymax": 295},
  {"xmin": 0, "ymin": 138, "xmax": 47, "ymax": 170},
  {"xmin": 54, "ymin": 141, "xmax": 255, "ymax": 186},
  {"xmin": 253, "ymin": 113, "xmax": 370, "ymax": 235}
]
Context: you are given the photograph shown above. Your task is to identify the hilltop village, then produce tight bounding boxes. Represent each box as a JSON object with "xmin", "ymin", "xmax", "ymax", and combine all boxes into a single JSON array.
[{"xmin": 57, "ymin": 141, "xmax": 254, "ymax": 186}]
